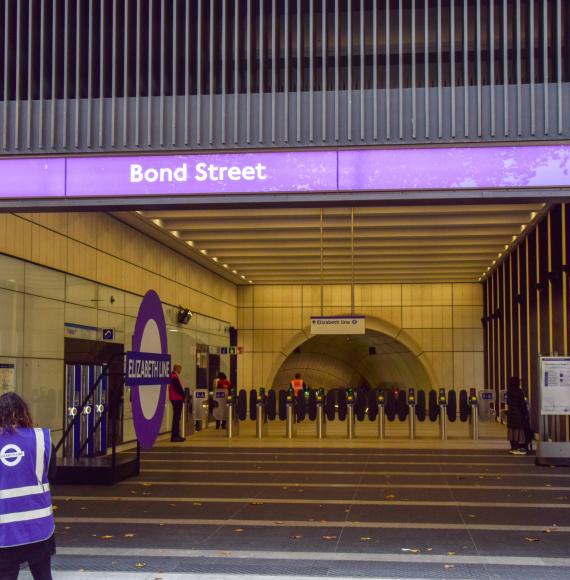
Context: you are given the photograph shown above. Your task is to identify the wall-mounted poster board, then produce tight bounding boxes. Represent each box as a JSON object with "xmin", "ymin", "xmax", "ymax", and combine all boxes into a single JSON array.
[{"xmin": 537, "ymin": 356, "xmax": 570, "ymax": 467}]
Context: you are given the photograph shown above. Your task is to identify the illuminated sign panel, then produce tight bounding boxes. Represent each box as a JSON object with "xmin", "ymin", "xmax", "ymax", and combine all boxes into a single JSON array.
[{"xmin": 1, "ymin": 145, "xmax": 569, "ymax": 201}]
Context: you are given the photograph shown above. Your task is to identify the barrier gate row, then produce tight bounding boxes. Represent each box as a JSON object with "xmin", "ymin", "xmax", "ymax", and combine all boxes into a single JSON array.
[{"xmin": 210, "ymin": 387, "xmax": 496, "ymax": 441}]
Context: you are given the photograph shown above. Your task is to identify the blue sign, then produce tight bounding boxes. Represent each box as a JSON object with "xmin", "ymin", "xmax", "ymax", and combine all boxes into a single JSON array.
[
  {"xmin": 195, "ymin": 392, "xmax": 206, "ymax": 399},
  {"xmin": 481, "ymin": 392, "xmax": 494, "ymax": 400},
  {"xmin": 102, "ymin": 328, "xmax": 114, "ymax": 341}
]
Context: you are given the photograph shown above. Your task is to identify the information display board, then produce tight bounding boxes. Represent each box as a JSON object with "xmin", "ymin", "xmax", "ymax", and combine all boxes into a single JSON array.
[{"xmin": 539, "ymin": 357, "xmax": 570, "ymax": 415}]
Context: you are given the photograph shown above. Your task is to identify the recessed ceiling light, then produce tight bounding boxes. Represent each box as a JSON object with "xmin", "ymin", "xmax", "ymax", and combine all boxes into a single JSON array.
[
  {"xmin": 172, "ymin": 230, "xmax": 180, "ymax": 238},
  {"xmin": 520, "ymin": 224, "xmax": 526, "ymax": 231},
  {"xmin": 135, "ymin": 210, "xmax": 144, "ymax": 215},
  {"xmin": 240, "ymin": 275, "xmax": 246, "ymax": 280},
  {"xmin": 504, "ymin": 245, "xmax": 509, "ymax": 251},
  {"xmin": 492, "ymin": 260, "xmax": 496, "ymax": 265},
  {"xmin": 487, "ymin": 267, "xmax": 491, "ymax": 271},
  {"xmin": 152, "ymin": 218, "xmax": 162, "ymax": 227},
  {"xmin": 498, "ymin": 253, "xmax": 502, "ymax": 258},
  {"xmin": 223, "ymin": 264, "xmax": 229, "ymax": 269},
  {"xmin": 249, "ymin": 280, "xmax": 253, "ymax": 284},
  {"xmin": 212, "ymin": 257, "xmax": 219, "ymax": 262},
  {"xmin": 200, "ymin": 249, "xmax": 207, "ymax": 255},
  {"xmin": 232, "ymin": 270, "xmax": 238, "ymax": 274},
  {"xmin": 186, "ymin": 240, "xmax": 194, "ymax": 247},
  {"xmin": 512, "ymin": 235, "xmax": 517, "ymax": 242},
  {"xmin": 530, "ymin": 211, "xmax": 537, "ymax": 219}
]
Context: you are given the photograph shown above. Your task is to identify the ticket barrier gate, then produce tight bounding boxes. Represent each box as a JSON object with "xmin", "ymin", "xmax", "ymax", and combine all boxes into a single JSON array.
[
  {"xmin": 286, "ymin": 388, "xmax": 296, "ymax": 439},
  {"xmin": 256, "ymin": 388, "xmax": 268, "ymax": 439},
  {"xmin": 438, "ymin": 388, "xmax": 447, "ymax": 440},
  {"xmin": 316, "ymin": 388, "xmax": 326, "ymax": 439},
  {"xmin": 64, "ymin": 364, "xmax": 108, "ymax": 458},
  {"xmin": 377, "ymin": 392, "xmax": 386, "ymax": 439},
  {"xmin": 408, "ymin": 388, "xmax": 416, "ymax": 440},
  {"xmin": 226, "ymin": 392, "xmax": 239, "ymax": 438},
  {"xmin": 346, "ymin": 388, "xmax": 355, "ymax": 439},
  {"xmin": 213, "ymin": 388, "xmax": 228, "ymax": 430},
  {"xmin": 193, "ymin": 388, "xmax": 210, "ymax": 431},
  {"xmin": 469, "ymin": 388, "xmax": 479, "ymax": 440}
]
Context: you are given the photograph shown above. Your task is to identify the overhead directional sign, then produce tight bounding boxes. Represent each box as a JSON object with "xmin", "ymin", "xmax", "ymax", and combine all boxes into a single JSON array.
[{"xmin": 310, "ymin": 316, "xmax": 366, "ymax": 335}]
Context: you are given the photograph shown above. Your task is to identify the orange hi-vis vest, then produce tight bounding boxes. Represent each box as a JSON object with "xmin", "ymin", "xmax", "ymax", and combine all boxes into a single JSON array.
[{"xmin": 290, "ymin": 379, "xmax": 304, "ymax": 395}]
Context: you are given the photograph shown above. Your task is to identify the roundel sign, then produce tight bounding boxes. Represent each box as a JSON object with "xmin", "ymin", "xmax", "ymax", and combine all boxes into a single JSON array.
[{"xmin": 126, "ymin": 290, "xmax": 171, "ymax": 448}]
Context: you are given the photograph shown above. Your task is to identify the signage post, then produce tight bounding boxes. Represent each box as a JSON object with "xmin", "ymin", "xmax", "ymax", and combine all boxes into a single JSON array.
[{"xmin": 537, "ymin": 356, "xmax": 570, "ymax": 467}]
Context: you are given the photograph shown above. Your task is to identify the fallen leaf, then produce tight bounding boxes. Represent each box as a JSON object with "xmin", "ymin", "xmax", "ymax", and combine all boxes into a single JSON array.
[
  {"xmin": 444, "ymin": 564, "xmax": 455, "ymax": 569},
  {"xmin": 447, "ymin": 551, "xmax": 456, "ymax": 555},
  {"xmin": 401, "ymin": 548, "xmax": 421, "ymax": 553},
  {"xmin": 426, "ymin": 548, "xmax": 433, "ymax": 552},
  {"xmin": 360, "ymin": 536, "xmax": 372, "ymax": 542},
  {"xmin": 233, "ymin": 528, "xmax": 244, "ymax": 533},
  {"xmin": 134, "ymin": 562, "xmax": 146, "ymax": 568},
  {"xmin": 468, "ymin": 514, "xmax": 476, "ymax": 518},
  {"xmin": 100, "ymin": 535, "xmax": 114, "ymax": 540},
  {"xmin": 192, "ymin": 502, "xmax": 202, "ymax": 506},
  {"xmin": 385, "ymin": 494, "xmax": 396, "ymax": 499},
  {"xmin": 322, "ymin": 535, "xmax": 337, "ymax": 540},
  {"xmin": 524, "ymin": 537, "xmax": 540, "ymax": 542},
  {"xmin": 124, "ymin": 533, "xmax": 136, "ymax": 538}
]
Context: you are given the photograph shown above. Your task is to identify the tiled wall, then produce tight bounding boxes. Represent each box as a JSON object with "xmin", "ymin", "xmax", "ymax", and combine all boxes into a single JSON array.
[
  {"xmin": 237, "ymin": 283, "xmax": 484, "ymax": 391},
  {"xmin": 0, "ymin": 212, "xmax": 237, "ymax": 443}
]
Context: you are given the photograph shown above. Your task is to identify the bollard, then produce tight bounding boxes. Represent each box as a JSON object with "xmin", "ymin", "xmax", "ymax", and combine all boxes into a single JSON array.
[
  {"xmin": 377, "ymin": 404, "xmax": 386, "ymax": 439},
  {"xmin": 286, "ymin": 401, "xmax": 295, "ymax": 439},
  {"xmin": 202, "ymin": 401, "xmax": 209, "ymax": 430},
  {"xmin": 256, "ymin": 400, "xmax": 266, "ymax": 439},
  {"xmin": 316, "ymin": 402, "xmax": 326, "ymax": 439},
  {"xmin": 347, "ymin": 402, "xmax": 355, "ymax": 439},
  {"xmin": 470, "ymin": 403, "xmax": 479, "ymax": 440}
]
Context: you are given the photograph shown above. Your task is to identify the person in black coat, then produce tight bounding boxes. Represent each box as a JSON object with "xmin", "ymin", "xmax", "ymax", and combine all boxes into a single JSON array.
[{"xmin": 506, "ymin": 376, "xmax": 530, "ymax": 455}]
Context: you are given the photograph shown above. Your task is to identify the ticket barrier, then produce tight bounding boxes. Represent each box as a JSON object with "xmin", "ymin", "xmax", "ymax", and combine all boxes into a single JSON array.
[
  {"xmin": 64, "ymin": 364, "xmax": 108, "ymax": 458},
  {"xmin": 377, "ymin": 391, "xmax": 386, "ymax": 439},
  {"xmin": 213, "ymin": 388, "xmax": 228, "ymax": 430},
  {"xmin": 346, "ymin": 388, "xmax": 355, "ymax": 439},
  {"xmin": 193, "ymin": 388, "xmax": 210, "ymax": 431},
  {"xmin": 438, "ymin": 388, "xmax": 447, "ymax": 440},
  {"xmin": 408, "ymin": 388, "xmax": 416, "ymax": 440},
  {"xmin": 469, "ymin": 388, "xmax": 479, "ymax": 440},
  {"xmin": 316, "ymin": 388, "xmax": 326, "ymax": 439},
  {"xmin": 285, "ymin": 388, "xmax": 296, "ymax": 439},
  {"xmin": 256, "ymin": 388, "xmax": 268, "ymax": 439},
  {"xmin": 226, "ymin": 392, "xmax": 239, "ymax": 438}
]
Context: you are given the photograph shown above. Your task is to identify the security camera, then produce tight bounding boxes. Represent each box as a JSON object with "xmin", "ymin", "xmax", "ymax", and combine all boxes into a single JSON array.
[{"xmin": 177, "ymin": 307, "xmax": 193, "ymax": 325}]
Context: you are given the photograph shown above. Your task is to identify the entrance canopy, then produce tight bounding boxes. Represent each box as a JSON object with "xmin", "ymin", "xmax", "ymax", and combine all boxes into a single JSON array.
[{"xmin": 121, "ymin": 202, "xmax": 545, "ymax": 285}]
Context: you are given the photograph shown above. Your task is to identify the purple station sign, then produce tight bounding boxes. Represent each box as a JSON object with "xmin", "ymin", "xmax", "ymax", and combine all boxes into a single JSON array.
[{"xmin": 0, "ymin": 144, "xmax": 569, "ymax": 200}]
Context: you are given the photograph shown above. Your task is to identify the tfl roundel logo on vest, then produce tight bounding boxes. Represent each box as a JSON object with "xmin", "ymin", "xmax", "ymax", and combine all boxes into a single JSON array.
[
  {"xmin": 126, "ymin": 290, "xmax": 171, "ymax": 448},
  {"xmin": 0, "ymin": 444, "xmax": 25, "ymax": 467}
]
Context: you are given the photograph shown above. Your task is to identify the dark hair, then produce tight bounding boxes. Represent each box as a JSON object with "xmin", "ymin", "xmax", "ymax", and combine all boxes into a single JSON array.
[
  {"xmin": 217, "ymin": 372, "xmax": 226, "ymax": 380},
  {"xmin": 0, "ymin": 392, "xmax": 34, "ymax": 432},
  {"xmin": 507, "ymin": 376, "xmax": 521, "ymax": 392}
]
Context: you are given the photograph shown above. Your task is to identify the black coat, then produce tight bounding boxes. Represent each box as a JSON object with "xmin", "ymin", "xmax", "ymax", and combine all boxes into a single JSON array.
[{"xmin": 506, "ymin": 388, "xmax": 528, "ymax": 429}]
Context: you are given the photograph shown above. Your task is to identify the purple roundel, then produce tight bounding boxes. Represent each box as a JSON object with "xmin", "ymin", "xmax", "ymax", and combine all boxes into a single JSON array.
[{"xmin": 127, "ymin": 290, "xmax": 171, "ymax": 449}]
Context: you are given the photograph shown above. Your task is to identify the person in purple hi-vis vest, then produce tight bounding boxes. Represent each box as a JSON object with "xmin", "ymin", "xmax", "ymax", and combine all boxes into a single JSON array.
[{"xmin": 0, "ymin": 393, "xmax": 56, "ymax": 580}]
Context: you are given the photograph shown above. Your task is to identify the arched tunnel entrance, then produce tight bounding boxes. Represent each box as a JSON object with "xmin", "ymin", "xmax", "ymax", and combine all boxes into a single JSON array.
[{"xmin": 270, "ymin": 320, "xmax": 438, "ymax": 393}]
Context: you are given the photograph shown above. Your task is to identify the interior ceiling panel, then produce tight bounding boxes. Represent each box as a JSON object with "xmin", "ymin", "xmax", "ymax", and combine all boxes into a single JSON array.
[{"xmin": 122, "ymin": 203, "xmax": 546, "ymax": 285}]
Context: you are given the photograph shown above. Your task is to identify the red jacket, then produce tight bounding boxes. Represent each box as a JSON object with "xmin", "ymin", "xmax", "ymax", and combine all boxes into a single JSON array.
[
  {"xmin": 168, "ymin": 372, "xmax": 185, "ymax": 401},
  {"xmin": 217, "ymin": 378, "xmax": 231, "ymax": 391}
]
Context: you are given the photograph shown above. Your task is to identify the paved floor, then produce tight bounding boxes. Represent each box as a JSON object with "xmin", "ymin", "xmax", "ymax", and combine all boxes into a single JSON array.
[{"xmin": 36, "ymin": 425, "xmax": 570, "ymax": 580}]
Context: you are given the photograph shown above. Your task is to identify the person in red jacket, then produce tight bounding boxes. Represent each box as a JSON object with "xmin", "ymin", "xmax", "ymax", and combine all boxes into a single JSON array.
[{"xmin": 168, "ymin": 364, "xmax": 186, "ymax": 442}]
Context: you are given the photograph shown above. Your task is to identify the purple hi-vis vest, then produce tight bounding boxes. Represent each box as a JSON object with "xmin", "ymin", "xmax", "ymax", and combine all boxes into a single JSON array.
[{"xmin": 0, "ymin": 428, "xmax": 55, "ymax": 548}]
